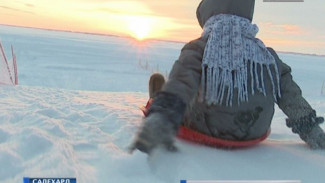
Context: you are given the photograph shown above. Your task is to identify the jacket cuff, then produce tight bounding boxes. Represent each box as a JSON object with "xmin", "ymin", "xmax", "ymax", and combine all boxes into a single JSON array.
[
  {"xmin": 286, "ymin": 110, "xmax": 324, "ymax": 134},
  {"xmin": 147, "ymin": 91, "xmax": 186, "ymax": 127}
]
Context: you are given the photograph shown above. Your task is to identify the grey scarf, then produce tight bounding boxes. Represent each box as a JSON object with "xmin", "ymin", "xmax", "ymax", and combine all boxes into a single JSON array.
[{"xmin": 201, "ymin": 14, "xmax": 281, "ymax": 106}]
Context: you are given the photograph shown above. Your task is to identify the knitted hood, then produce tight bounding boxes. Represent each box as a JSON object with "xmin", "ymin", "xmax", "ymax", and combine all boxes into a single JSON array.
[{"xmin": 196, "ymin": 0, "xmax": 255, "ymax": 28}]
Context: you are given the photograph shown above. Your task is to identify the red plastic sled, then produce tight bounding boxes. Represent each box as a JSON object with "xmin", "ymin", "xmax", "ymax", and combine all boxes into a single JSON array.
[
  {"xmin": 177, "ymin": 126, "xmax": 270, "ymax": 148},
  {"xmin": 141, "ymin": 98, "xmax": 269, "ymax": 148}
]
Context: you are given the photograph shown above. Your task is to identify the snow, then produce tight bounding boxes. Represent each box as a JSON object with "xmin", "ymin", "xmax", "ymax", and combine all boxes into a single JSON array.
[{"xmin": 0, "ymin": 24, "xmax": 325, "ymax": 183}]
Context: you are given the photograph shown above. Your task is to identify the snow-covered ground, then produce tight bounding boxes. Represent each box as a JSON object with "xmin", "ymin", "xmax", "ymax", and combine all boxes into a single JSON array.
[{"xmin": 0, "ymin": 24, "xmax": 325, "ymax": 183}]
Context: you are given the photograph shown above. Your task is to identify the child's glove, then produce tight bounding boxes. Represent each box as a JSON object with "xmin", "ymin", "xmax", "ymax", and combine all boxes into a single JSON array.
[
  {"xmin": 129, "ymin": 92, "xmax": 186, "ymax": 154},
  {"xmin": 286, "ymin": 111, "xmax": 325, "ymax": 149}
]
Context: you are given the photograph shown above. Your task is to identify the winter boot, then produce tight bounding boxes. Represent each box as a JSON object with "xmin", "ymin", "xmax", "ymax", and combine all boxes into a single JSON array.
[{"xmin": 149, "ymin": 73, "xmax": 165, "ymax": 98}]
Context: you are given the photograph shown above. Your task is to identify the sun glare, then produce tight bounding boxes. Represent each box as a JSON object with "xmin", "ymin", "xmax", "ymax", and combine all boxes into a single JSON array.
[{"xmin": 128, "ymin": 17, "xmax": 151, "ymax": 41}]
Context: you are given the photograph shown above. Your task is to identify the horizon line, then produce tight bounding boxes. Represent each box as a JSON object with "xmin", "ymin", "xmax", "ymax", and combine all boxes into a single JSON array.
[{"xmin": 1, "ymin": 23, "xmax": 324, "ymax": 57}]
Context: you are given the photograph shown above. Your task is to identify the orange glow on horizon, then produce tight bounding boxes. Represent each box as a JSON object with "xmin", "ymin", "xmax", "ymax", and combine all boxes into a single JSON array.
[
  {"xmin": 0, "ymin": 0, "xmax": 200, "ymax": 43},
  {"xmin": 1, "ymin": 0, "xmax": 324, "ymax": 54}
]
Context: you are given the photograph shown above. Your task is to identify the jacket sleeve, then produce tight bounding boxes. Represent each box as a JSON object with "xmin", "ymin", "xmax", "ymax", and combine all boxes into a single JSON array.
[
  {"xmin": 162, "ymin": 38, "xmax": 206, "ymax": 105},
  {"xmin": 268, "ymin": 48, "xmax": 314, "ymax": 120}
]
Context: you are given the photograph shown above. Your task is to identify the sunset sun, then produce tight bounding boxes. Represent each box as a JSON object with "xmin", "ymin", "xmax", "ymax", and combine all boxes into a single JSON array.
[{"xmin": 128, "ymin": 17, "xmax": 151, "ymax": 40}]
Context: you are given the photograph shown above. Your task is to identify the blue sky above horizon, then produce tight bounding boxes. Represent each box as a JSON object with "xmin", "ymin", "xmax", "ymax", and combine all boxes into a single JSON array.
[{"xmin": 0, "ymin": 0, "xmax": 324, "ymax": 55}]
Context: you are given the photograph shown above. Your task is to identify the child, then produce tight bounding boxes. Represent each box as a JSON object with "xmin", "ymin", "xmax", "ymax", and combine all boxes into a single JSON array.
[{"xmin": 130, "ymin": 0, "xmax": 325, "ymax": 154}]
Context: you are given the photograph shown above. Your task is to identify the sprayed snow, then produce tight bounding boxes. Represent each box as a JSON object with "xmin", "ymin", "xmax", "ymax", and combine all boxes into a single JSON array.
[{"xmin": 0, "ymin": 24, "xmax": 325, "ymax": 183}]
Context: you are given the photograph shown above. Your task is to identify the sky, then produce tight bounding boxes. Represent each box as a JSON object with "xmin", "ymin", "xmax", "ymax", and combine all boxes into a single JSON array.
[{"xmin": 0, "ymin": 0, "xmax": 324, "ymax": 55}]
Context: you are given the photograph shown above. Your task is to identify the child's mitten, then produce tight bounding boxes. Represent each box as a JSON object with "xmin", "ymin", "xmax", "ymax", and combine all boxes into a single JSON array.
[
  {"xmin": 129, "ymin": 92, "xmax": 186, "ymax": 154},
  {"xmin": 286, "ymin": 111, "xmax": 325, "ymax": 149}
]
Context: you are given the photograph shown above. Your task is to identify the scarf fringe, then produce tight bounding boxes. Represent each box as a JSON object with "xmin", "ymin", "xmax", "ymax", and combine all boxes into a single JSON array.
[{"xmin": 200, "ymin": 14, "xmax": 281, "ymax": 106}]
